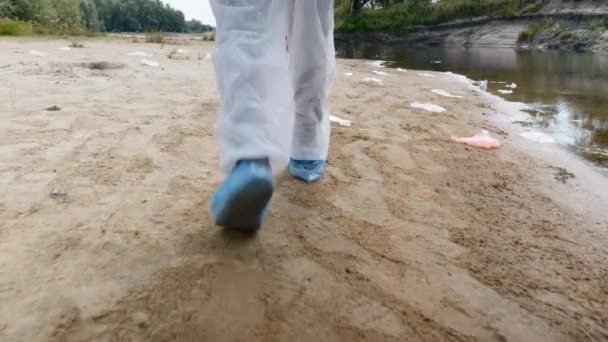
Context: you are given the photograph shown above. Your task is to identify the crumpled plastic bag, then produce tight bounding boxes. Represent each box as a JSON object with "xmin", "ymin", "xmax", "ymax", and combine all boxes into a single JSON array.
[
  {"xmin": 506, "ymin": 82, "xmax": 517, "ymax": 89},
  {"xmin": 372, "ymin": 70, "xmax": 394, "ymax": 77},
  {"xmin": 128, "ymin": 51, "xmax": 153, "ymax": 57},
  {"xmin": 28, "ymin": 50, "xmax": 47, "ymax": 57},
  {"xmin": 432, "ymin": 89, "xmax": 463, "ymax": 98},
  {"xmin": 330, "ymin": 115, "xmax": 352, "ymax": 127},
  {"xmin": 360, "ymin": 77, "xmax": 383, "ymax": 87},
  {"xmin": 141, "ymin": 59, "xmax": 159, "ymax": 67},
  {"xmin": 452, "ymin": 130, "xmax": 501, "ymax": 149},
  {"xmin": 410, "ymin": 102, "xmax": 446, "ymax": 113},
  {"xmin": 367, "ymin": 60, "xmax": 385, "ymax": 68}
]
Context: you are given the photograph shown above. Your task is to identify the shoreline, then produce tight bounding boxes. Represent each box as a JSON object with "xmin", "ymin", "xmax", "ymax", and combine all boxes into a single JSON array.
[{"xmin": 1, "ymin": 37, "xmax": 607, "ymax": 341}]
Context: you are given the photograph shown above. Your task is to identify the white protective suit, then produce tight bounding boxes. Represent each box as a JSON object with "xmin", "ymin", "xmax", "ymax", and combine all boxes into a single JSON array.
[{"xmin": 211, "ymin": 0, "xmax": 336, "ymax": 173}]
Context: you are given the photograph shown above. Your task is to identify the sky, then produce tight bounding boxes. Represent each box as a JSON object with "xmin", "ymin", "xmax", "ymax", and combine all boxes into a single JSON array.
[{"xmin": 164, "ymin": 0, "xmax": 216, "ymax": 25}]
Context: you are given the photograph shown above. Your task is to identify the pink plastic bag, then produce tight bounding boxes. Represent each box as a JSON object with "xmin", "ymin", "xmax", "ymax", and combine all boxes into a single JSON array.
[{"xmin": 451, "ymin": 130, "xmax": 501, "ymax": 149}]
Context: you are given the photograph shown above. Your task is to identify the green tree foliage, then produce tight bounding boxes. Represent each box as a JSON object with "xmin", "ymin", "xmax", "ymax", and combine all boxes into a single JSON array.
[
  {"xmin": 337, "ymin": 0, "xmax": 541, "ymax": 32},
  {"xmin": 0, "ymin": 0, "xmax": 210, "ymax": 33}
]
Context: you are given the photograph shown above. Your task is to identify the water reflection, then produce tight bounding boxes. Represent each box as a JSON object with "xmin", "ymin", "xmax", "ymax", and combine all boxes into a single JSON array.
[{"xmin": 336, "ymin": 42, "xmax": 608, "ymax": 167}]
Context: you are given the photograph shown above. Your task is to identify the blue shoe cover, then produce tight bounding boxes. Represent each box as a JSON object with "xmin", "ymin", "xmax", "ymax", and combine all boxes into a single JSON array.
[
  {"xmin": 211, "ymin": 159, "xmax": 273, "ymax": 231},
  {"xmin": 289, "ymin": 159, "xmax": 326, "ymax": 182}
]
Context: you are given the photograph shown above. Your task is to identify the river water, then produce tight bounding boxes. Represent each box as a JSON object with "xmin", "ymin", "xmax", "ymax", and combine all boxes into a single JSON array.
[{"xmin": 336, "ymin": 43, "xmax": 608, "ymax": 168}]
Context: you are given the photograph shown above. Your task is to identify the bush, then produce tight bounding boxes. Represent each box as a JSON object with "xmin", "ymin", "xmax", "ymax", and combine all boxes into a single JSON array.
[
  {"xmin": 145, "ymin": 31, "xmax": 166, "ymax": 44},
  {"xmin": 0, "ymin": 19, "xmax": 33, "ymax": 36},
  {"xmin": 518, "ymin": 17, "xmax": 554, "ymax": 42},
  {"xmin": 591, "ymin": 18, "xmax": 608, "ymax": 32},
  {"xmin": 559, "ymin": 30, "xmax": 573, "ymax": 40}
]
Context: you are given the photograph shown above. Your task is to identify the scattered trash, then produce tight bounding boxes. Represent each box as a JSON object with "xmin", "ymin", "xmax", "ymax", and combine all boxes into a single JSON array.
[
  {"xmin": 431, "ymin": 60, "xmax": 442, "ymax": 64},
  {"xmin": 176, "ymin": 49, "xmax": 189, "ymax": 54},
  {"xmin": 367, "ymin": 60, "xmax": 385, "ymax": 68},
  {"xmin": 360, "ymin": 77, "xmax": 383, "ymax": 87},
  {"xmin": 418, "ymin": 73, "xmax": 435, "ymax": 77},
  {"xmin": 432, "ymin": 89, "xmax": 463, "ymax": 99},
  {"xmin": 506, "ymin": 82, "xmax": 518, "ymax": 89},
  {"xmin": 520, "ymin": 131, "xmax": 556, "ymax": 143},
  {"xmin": 45, "ymin": 105, "xmax": 61, "ymax": 111},
  {"xmin": 474, "ymin": 80, "xmax": 488, "ymax": 91},
  {"xmin": 56, "ymin": 46, "xmax": 71, "ymax": 51},
  {"xmin": 372, "ymin": 70, "xmax": 393, "ymax": 76},
  {"xmin": 28, "ymin": 50, "xmax": 47, "ymax": 57},
  {"xmin": 128, "ymin": 51, "xmax": 153, "ymax": 57},
  {"xmin": 330, "ymin": 115, "xmax": 352, "ymax": 127},
  {"xmin": 410, "ymin": 102, "xmax": 446, "ymax": 113},
  {"xmin": 49, "ymin": 190, "xmax": 68, "ymax": 200},
  {"xmin": 452, "ymin": 130, "xmax": 501, "ymax": 149},
  {"xmin": 344, "ymin": 72, "xmax": 353, "ymax": 76},
  {"xmin": 141, "ymin": 59, "xmax": 160, "ymax": 67},
  {"xmin": 397, "ymin": 68, "xmax": 407, "ymax": 72},
  {"xmin": 80, "ymin": 61, "xmax": 124, "ymax": 70},
  {"xmin": 497, "ymin": 89, "xmax": 513, "ymax": 94}
]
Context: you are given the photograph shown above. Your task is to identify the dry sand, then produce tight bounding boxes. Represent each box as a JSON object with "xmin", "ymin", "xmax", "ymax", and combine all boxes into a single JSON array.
[{"xmin": 1, "ymin": 38, "xmax": 607, "ymax": 342}]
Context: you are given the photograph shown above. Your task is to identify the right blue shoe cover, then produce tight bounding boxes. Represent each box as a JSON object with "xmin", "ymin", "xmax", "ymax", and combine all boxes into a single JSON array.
[
  {"xmin": 289, "ymin": 159, "xmax": 326, "ymax": 182},
  {"xmin": 211, "ymin": 160, "xmax": 273, "ymax": 232}
]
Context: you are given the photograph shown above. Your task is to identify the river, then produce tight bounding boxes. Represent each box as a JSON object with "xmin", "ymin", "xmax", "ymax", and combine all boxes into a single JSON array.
[{"xmin": 336, "ymin": 43, "xmax": 608, "ymax": 168}]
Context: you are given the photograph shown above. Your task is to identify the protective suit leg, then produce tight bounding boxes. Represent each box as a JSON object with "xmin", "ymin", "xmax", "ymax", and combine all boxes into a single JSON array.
[
  {"xmin": 210, "ymin": 0, "xmax": 292, "ymax": 230},
  {"xmin": 288, "ymin": 0, "xmax": 336, "ymax": 182},
  {"xmin": 211, "ymin": 0, "xmax": 294, "ymax": 173}
]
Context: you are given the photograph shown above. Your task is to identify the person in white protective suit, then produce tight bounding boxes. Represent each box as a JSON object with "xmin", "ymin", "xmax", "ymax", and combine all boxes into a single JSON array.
[{"xmin": 210, "ymin": 0, "xmax": 336, "ymax": 232}]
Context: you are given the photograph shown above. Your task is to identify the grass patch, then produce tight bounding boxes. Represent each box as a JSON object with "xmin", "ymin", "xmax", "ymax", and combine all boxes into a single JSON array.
[
  {"xmin": 559, "ymin": 30, "xmax": 573, "ymax": 40},
  {"xmin": 518, "ymin": 17, "xmax": 554, "ymax": 42},
  {"xmin": 590, "ymin": 18, "xmax": 608, "ymax": 32},
  {"xmin": 0, "ymin": 18, "xmax": 34, "ymax": 36},
  {"xmin": 69, "ymin": 40, "xmax": 85, "ymax": 48},
  {"xmin": 145, "ymin": 31, "xmax": 166, "ymax": 44},
  {"xmin": 79, "ymin": 61, "xmax": 124, "ymax": 70},
  {"xmin": 518, "ymin": 0, "xmax": 543, "ymax": 15}
]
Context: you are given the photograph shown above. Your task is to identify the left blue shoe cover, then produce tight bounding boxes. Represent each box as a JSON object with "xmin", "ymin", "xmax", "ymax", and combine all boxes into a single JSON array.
[
  {"xmin": 211, "ymin": 159, "xmax": 273, "ymax": 232},
  {"xmin": 289, "ymin": 159, "xmax": 326, "ymax": 183}
]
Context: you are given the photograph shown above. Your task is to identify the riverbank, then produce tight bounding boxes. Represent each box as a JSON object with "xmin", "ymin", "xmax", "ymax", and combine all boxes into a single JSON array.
[
  {"xmin": 336, "ymin": 11, "xmax": 608, "ymax": 52},
  {"xmin": 1, "ymin": 38, "xmax": 607, "ymax": 341}
]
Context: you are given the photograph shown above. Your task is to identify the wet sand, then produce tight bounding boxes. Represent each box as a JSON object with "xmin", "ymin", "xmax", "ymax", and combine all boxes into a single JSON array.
[{"xmin": 1, "ymin": 38, "xmax": 607, "ymax": 341}]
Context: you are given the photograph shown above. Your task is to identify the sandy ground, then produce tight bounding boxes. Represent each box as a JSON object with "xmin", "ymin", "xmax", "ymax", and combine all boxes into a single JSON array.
[{"xmin": 1, "ymin": 38, "xmax": 607, "ymax": 342}]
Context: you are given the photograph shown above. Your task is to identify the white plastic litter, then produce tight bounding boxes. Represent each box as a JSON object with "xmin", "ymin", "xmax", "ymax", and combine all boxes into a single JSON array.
[
  {"xmin": 204, "ymin": 53, "xmax": 212, "ymax": 60},
  {"xmin": 452, "ymin": 130, "xmax": 501, "ymax": 149},
  {"xmin": 330, "ymin": 115, "xmax": 352, "ymax": 127},
  {"xmin": 140, "ymin": 59, "xmax": 160, "ymax": 67},
  {"xmin": 418, "ymin": 73, "xmax": 435, "ymax": 77},
  {"xmin": 28, "ymin": 50, "xmax": 47, "ymax": 57},
  {"xmin": 56, "ymin": 46, "xmax": 71, "ymax": 51},
  {"xmin": 473, "ymin": 80, "xmax": 488, "ymax": 91},
  {"xmin": 432, "ymin": 89, "xmax": 463, "ymax": 98},
  {"xmin": 497, "ymin": 89, "xmax": 513, "ymax": 94},
  {"xmin": 506, "ymin": 82, "xmax": 518, "ymax": 89},
  {"xmin": 367, "ymin": 60, "xmax": 385, "ymax": 68},
  {"xmin": 372, "ymin": 70, "xmax": 394, "ymax": 76},
  {"xmin": 176, "ymin": 49, "xmax": 189, "ymax": 54},
  {"xmin": 344, "ymin": 72, "xmax": 353, "ymax": 76},
  {"xmin": 431, "ymin": 60, "xmax": 442, "ymax": 64},
  {"xmin": 360, "ymin": 77, "xmax": 384, "ymax": 87},
  {"xmin": 397, "ymin": 68, "xmax": 407, "ymax": 72},
  {"xmin": 410, "ymin": 102, "xmax": 447, "ymax": 113},
  {"xmin": 520, "ymin": 131, "xmax": 556, "ymax": 143},
  {"xmin": 129, "ymin": 51, "xmax": 153, "ymax": 57}
]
